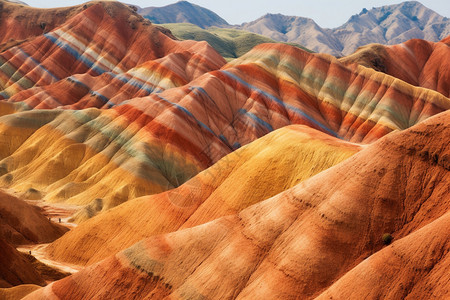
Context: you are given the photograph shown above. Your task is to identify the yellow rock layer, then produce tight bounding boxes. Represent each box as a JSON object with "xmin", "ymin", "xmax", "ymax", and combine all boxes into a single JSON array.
[{"xmin": 45, "ymin": 124, "xmax": 361, "ymax": 266}]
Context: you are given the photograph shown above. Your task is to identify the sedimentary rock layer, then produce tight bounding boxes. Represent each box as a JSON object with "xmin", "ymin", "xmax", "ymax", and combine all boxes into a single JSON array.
[
  {"xmin": 25, "ymin": 109, "xmax": 449, "ymax": 299},
  {"xmin": 45, "ymin": 125, "xmax": 361, "ymax": 265},
  {"xmin": 1, "ymin": 41, "xmax": 447, "ymax": 212}
]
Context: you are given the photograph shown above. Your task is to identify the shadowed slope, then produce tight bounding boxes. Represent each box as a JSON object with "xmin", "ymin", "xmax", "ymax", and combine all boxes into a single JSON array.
[
  {"xmin": 341, "ymin": 37, "xmax": 450, "ymax": 97},
  {"xmin": 24, "ymin": 110, "xmax": 450, "ymax": 299},
  {"xmin": 0, "ymin": 190, "xmax": 68, "ymax": 245},
  {"xmin": 0, "ymin": 284, "xmax": 41, "ymax": 300},
  {"xmin": 45, "ymin": 125, "xmax": 361, "ymax": 266},
  {"xmin": 0, "ymin": 43, "xmax": 448, "ymax": 214},
  {"xmin": 0, "ymin": 238, "xmax": 45, "ymax": 288}
]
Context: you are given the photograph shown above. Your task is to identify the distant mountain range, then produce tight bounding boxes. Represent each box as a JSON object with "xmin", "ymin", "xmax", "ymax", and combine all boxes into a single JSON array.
[
  {"xmin": 139, "ymin": 1, "xmax": 450, "ymax": 56},
  {"xmin": 137, "ymin": 1, "xmax": 228, "ymax": 29}
]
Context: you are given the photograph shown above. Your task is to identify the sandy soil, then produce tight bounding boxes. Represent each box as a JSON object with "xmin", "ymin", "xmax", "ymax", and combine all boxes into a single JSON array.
[
  {"xmin": 24, "ymin": 200, "xmax": 80, "ymax": 229},
  {"xmin": 17, "ymin": 244, "xmax": 82, "ymax": 275},
  {"xmin": 0, "ymin": 188, "xmax": 82, "ymax": 275}
]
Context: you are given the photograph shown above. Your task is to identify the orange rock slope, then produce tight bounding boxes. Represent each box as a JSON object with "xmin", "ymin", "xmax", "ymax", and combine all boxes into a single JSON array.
[
  {"xmin": 0, "ymin": 1, "xmax": 449, "ymax": 299},
  {"xmin": 0, "ymin": 26, "xmax": 448, "ymax": 215},
  {"xmin": 44, "ymin": 125, "xmax": 362, "ymax": 266},
  {"xmin": 24, "ymin": 109, "xmax": 450, "ymax": 300},
  {"xmin": 341, "ymin": 37, "xmax": 450, "ymax": 97},
  {"xmin": 0, "ymin": 190, "xmax": 67, "ymax": 245},
  {"xmin": 0, "ymin": 0, "xmax": 84, "ymax": 51},
  {"xmin": 0, "ymin": 238, "xmax": 46, "ymax": 288},
  {"xmin": 0, "ymin": 284, "xmax": 41, "ymax": 300}
]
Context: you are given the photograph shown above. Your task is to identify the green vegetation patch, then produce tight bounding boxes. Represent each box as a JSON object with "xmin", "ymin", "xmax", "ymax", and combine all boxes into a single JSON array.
[{"xmin": 161, "ymin": 23, "xmax": 311, "ymax": 60}]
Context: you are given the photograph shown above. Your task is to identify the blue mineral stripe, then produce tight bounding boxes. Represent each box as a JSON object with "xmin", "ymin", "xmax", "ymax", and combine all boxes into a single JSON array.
[
  {"xmin": 222, "ymin": 70, "xmax": 338, "ymax": 137},
  {"xmin": 238, "ymin": 108, "xmax": 274, "ymax": 132}
]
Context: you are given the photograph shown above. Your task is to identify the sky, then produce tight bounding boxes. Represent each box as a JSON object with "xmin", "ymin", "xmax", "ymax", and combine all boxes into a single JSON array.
[{"xmin": 23, "ymin": 0, "xmax": 450, "ymax": 28}]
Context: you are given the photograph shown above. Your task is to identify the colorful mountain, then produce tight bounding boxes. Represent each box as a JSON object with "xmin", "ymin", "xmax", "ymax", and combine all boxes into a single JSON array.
[
  {"xmin": 0, "ymin": 1, "xmax": 449, "ymax": 298},
  {"xmin": 0, "ymin": 0, "xmax": 86, "ymax": 52},
  {"xmin": 340, "ymin": 37, "xmax": 450, "ymax": 97},
  {"xmin": 24, "ymin": 110, "xmax": 450, "ymax": 299},
  {"xmin": 0, "ymin": 37, "xmax": 448, "ymax": 217},
  {"xmin": 44, "ymin": 125, "xmax": 361, "ymax": 266},
  {"xmin": 0, "ymin": 1, "xmax": 224, "ymax": 105}
]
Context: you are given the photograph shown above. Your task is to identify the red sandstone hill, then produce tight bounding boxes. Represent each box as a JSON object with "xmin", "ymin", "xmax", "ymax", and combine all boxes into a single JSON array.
[
  {"xmin": 0, "ymin": 0, "xmax": 83, "ymax": 51},
  {"xmin": 341, "ymin": 37, "xmax": 450, "ymax": 97},
  {"xmin": 0, "ymin": 1, "xmax": 447, "ymax": 217},
  {"xmin": 0, "ymin": 1, "xmax": 448, "ymax": 299},
  {"xmin": 24, "ymin": 110, "xmax": 449, "ymax": 299},
  {"xmin": 44, "ymin": 125, "xmax": 361, "ymax": 266},
  {"xmin": 0, "ymin": 1, "xmax": 225, "ymax": 105},
  {"xmin": 0, "ymin": 41, "xmax": 447, "ymax": 217}
]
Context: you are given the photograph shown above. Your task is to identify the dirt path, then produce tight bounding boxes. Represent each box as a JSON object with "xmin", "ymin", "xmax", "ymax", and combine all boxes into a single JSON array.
[
  {"xmin": 1, "ymin": 188, "xmax": 85, "ymax": 276},
  {"xmin": 17, "ymin": 244, "xmax": 83, "ymax": 274},
  {"xmin": 18, "ymin": 200, "xmax": 84, "ymax": 274},
  {"xmin": 24, "ymin": 199, "xmax": 80, "ymax": 229}
]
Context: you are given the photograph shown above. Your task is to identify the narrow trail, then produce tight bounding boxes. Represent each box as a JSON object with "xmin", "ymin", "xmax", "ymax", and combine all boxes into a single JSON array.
[
  {"xmin": 17, "ymin": 244, "xmax": 83, "ymax": 274},
  {"xmin": 20, "ymin": 199, "xmax": 84, "ymax": 275},
  {"xmin": 1, "ymin": 188, "xmax": 85, "ymax": 277},
  {"xmin": 24, "ymin": 199, "xmax": 80, "ymax": 229}
]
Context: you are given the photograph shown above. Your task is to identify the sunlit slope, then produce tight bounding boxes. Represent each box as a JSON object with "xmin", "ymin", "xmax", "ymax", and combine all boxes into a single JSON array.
[
  {"xmin": 317, "ymin": 211, "xmax": 450, "ymax": 299},
  {"xmin": 25, "ymin": 110, "xmax": 450, "ymax": 299},
  {"xmin": 0, "ymin": 1, "xmax": 225, "ymax": 106},
  {"xmin": 0, "ymin": 42, "xmax": 448, "ymax": 213},
  {"xmin": 45, "ymin": 125, "xmax": 361, "ymax": 265},
  {"xmin": 6, "ymin": 45, "xmax": 225, "ymax": 109},
  {"xmin": 0, "ymin": 0, "xmax": 84, "ymax": 51},
  {"xmin": 341, "ymin": 37, "xmax": 450, "ymax": 97}
]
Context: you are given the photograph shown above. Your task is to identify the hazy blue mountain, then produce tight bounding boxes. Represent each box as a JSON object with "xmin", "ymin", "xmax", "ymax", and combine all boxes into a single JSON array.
[
  {"xmin": 333, "ymin": 1, "xmax": 450, "ymax": 54},
  {"xmin": 138, "ymin": 1, "xmax": 229, "ymax": 29},
  {"xmin": 138, "ymin": 1, "xmax": 450, "ymax": 56}
]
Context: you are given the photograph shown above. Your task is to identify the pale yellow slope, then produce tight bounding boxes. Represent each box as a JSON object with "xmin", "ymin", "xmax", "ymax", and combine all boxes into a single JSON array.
[{"xmin": 46, "ymin": 124, "xmax": 361, "ymax": 266}]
